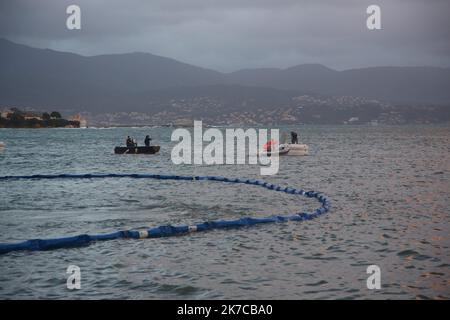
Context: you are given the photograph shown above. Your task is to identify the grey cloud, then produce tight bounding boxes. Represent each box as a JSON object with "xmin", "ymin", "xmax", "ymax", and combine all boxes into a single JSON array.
[{"xmin": 0, "ymin": 0, "xmax": 449, "ymax": 71}]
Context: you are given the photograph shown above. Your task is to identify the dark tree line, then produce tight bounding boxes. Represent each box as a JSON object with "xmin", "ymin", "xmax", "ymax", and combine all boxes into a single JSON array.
[{"xmin": 0, "ymin": 109, "xmax": 79, "ymax": 128}]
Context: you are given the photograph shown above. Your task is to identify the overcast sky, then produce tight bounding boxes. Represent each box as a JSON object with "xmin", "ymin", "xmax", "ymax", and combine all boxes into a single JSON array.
[{"xmin": 1, "ymin": 0, "xmax": 449, "ymax": 72}]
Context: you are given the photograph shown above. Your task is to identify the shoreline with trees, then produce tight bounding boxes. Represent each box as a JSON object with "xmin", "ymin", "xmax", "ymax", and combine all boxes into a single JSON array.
[{"xmin": 0, "ymin": 108, "xmax": 80, "ymax": 128}]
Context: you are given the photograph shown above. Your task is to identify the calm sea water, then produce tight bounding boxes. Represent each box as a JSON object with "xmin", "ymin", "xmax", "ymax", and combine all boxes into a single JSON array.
[{"xmin": 0, "ymin": 125, "xmax": 449, "ymax": 299}]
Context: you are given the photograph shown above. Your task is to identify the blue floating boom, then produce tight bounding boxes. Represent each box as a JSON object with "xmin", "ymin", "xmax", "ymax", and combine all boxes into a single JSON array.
[{"xmin": 0, "ymin": 173, "xmax": 331, "ymax": 255}]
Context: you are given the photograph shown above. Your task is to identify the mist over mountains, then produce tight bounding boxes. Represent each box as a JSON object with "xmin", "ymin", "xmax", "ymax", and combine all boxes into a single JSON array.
[{"xmin": 1, "ymin": 38, "xmax": 449, "ymax": 121}]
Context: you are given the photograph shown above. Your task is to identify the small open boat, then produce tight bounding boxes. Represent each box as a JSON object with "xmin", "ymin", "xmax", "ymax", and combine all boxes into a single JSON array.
[
  {"xmin": 259, "ymin": 145, "xmax": 290, "ymax": 157},
  {"xmin": 279, "ymin": 143, "xmax": 309, "ymax": 156},
  {"xmin": 0, "ymin": 142, "xmax": 5, "ymax": 149},
  {"xmin": 259, "ymin": 143, "xmax": 309, "ymax": 157},
  {"xmin": 114, "ymin": 146, "xmax": 160, "ymax": 154}
]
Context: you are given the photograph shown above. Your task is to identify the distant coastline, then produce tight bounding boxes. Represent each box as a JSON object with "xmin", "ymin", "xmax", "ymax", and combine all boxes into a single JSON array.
[{"xmin": 0, "ymin": 108, "xmax": 81, "ymax": 128}]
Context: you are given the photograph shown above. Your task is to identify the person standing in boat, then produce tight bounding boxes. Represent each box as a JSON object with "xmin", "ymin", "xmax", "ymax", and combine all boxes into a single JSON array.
[
  {"xmin": 126, "ymin": 136, "xmax": 133, "ymax": 147},
  {"xmin": 290, "ymin": 131, "xmax": 298, "ymax": 144},
  {"xmin": 144, "ymin": 135, "xmax": 152, "ymax": 147}
]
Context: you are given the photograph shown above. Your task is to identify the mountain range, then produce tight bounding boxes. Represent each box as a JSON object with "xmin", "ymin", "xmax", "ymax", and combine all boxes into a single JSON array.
[{"xmin": 1, "ymin": 38, "xmax": 450, "ymax": 115}]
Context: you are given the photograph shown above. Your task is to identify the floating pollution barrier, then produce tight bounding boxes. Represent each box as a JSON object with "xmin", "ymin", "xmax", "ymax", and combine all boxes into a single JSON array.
[{"xmin": 0, "ymin": 173, "xmax": 331, "ymax": 255}]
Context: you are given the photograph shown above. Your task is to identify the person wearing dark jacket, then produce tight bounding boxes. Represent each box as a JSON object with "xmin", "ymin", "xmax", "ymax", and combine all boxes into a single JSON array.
[
  {"xmin": 291, "ymin": 131, "xmax": 298, "ymax": 144},
  {"xmin": 126, "ymin": 136, "xmax": 133, "ymax": 147},
  {"xmin": 144, "ymin": 135, "xmax": 152, "ymax": 147}
]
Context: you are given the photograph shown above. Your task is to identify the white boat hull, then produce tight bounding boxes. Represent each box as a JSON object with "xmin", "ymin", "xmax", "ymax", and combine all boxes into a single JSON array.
[
  {"xmin": 280, "ymin": 143, "xmax": 309, "ymax": 156},
  {"xmin": 258, "ymin": 143, "xmax": 309, "ymax": 157},
  {"xmin": 279, "ymin": 143, "xmax": 309, "ymax": 156}
]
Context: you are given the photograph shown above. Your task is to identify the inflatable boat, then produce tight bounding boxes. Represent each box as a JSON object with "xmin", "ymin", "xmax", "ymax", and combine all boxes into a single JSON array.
[
  {"xmin": 260, "ymin": 143, "xmax": 309, "ymax": 157},
  {"xmin": 259, "ymin": 143, "xmax": 309, "ymax": 156},
  {"xmin": 260, "ymin": 145, "xmax": 290, "ymax": 156},
  {"xmin": 114, "ymin": 146, "xmax": 160, "ymax": 154},
  {"xmin": 279, "ymin": 143, "xmax": 309, "ymax": 156}
]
